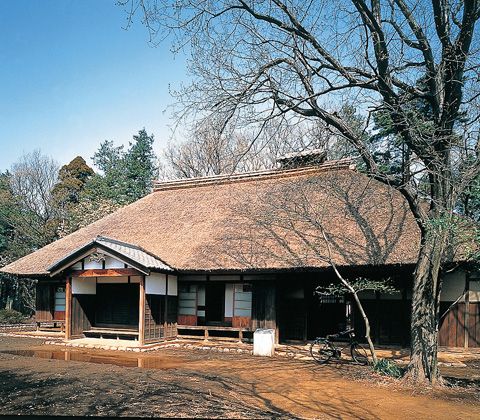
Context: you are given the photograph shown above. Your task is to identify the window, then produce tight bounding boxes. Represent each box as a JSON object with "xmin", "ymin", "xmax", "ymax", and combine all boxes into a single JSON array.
[
  {"xmin": 320, "ymin": 295, "xmax": 344, "ymax": 304},
  {"xmin": 178, "ymin": 284, "xmax": 197, "ymax": 316},
  {"xmin": 233, "ymin": 284, "xmax": 252, "ymax": 317},
  {"xmin": 54, "ymin": 286, "xmax": 66, "ymax": 312}
]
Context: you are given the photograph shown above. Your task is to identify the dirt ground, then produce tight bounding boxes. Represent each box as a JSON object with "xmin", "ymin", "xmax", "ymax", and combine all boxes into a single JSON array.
[{"xmin": 0, "ymin": 336, "xmax": 479, "ymax": 419}]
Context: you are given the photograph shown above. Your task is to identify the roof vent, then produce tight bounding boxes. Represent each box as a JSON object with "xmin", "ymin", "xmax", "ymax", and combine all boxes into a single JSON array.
[{"xmin": 276, "ymin": 149, "xmax": 327, "ymax": 169}]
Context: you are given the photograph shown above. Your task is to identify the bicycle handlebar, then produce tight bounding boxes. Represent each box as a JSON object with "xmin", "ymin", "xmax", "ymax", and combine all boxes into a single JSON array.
[{"xmin": 326, "ymin": 328, "xmax": 355, "ymax": 340}]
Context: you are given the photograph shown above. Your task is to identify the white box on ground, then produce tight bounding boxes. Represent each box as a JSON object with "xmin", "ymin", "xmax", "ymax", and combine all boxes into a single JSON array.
[{"xmin": 253, "ymin": 328, "xmax": 275, "ymax": 357}]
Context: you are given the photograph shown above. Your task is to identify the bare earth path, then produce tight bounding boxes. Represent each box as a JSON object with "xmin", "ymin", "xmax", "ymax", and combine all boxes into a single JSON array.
[{"xmin": 0, "ymin": 336, "xmax": 478, "ymax": 419}]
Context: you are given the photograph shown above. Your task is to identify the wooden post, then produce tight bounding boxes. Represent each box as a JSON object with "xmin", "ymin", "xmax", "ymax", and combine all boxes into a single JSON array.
[
  {"xmin": 401, "ymin": 278, "xmax": 408, "ymax": 347},
  {"xmin": 139, "ymin": 275, "xmax": 146, "ymax": 346},
  {"xmin": 164, "ymin": 274, "xmax": 169, "ymax": 338},
  {"xmin": 65, "ymin": 277, "xmax": 72, "ymax": 340},
  {"xmin": 465, "ymin": 271, "xmax": 471, "ymax": 349}
]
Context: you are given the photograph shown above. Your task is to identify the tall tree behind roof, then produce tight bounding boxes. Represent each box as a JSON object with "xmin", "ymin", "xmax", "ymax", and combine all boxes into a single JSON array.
[
  {"xmin": 88, "ymin": 129, "xmax": 159, "ymax": 204},
  {"xmin": 125, "ymin": 128, "xmax": 159, "ymax": 201},
  {"xmin": 52, "ymin": 156, "xmax": 95, "ymax": 206},
  {"xmin": 163, "ymin": 117, "xmax": 342, "ymax": 178},
  {"xmin": 120, "ymin": 0, "xmax": 480, "ymax": 384}
]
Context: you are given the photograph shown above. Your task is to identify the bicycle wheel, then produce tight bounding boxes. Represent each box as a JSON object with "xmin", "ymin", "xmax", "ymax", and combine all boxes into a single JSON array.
[
  {"xmin": 351, "ymin": 343, "xmax": 369, "ymax": 365},
  {"xmin": 310, "ymin": 339, "xmax": 335, "ymax": 363}
]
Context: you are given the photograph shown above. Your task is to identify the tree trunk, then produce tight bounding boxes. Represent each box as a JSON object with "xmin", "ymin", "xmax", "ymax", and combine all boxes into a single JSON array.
[
  {"xmin": 351, "ymin": 290, "xmax": 378, "ymax": 365},
  {"xmin": 405, "ymin": 227, "xmax": 447, "ymax": 384}
]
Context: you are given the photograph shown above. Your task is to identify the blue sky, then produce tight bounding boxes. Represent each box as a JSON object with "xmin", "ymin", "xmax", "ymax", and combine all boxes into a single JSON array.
[{"xmin": 0, "ymin": 1, "xmax": 187, "ymax": 172}]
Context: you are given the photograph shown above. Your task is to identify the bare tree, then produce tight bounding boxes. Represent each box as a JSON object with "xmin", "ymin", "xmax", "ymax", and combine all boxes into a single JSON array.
[
  {"xmin": 162, "ymin": 116, "xmax": 337, "ymax": 178},
  {"xmin": 6, "ymin": 150, "xmax": 60, "ymax": 248},
  {"xmin": 120, "ymin": 0, "xmax": 480, "ymax": 384}
]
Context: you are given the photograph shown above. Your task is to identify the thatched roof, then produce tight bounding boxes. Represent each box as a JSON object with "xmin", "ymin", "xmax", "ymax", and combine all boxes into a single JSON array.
[{"xmin": 1, "ymin": 160, "xmax": 432, "ymax": 277}]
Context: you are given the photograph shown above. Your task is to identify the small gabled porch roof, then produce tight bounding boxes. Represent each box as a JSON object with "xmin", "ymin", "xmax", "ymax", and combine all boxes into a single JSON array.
[{"xmin": 47, "ymin": 235, "xmax": 173, "ymax": 277}]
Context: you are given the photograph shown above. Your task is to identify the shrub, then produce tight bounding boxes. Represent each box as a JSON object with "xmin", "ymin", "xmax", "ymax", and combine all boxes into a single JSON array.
[
  {"xmin": 372, "ymin": 358, "xmax": 404, "ymax": 379},
  {"xmin": 0, "ymin": 309, "xmax": 25, "ymax": 324}
]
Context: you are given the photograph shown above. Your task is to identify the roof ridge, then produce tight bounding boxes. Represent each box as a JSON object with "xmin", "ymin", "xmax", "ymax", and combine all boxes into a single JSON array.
[
  {"xmin": 95, "ymin": 235, "xmax": 142, "ymax": 250},
  {"xmin": 152, "ymin": 157, "xmax": 357, "ymax": 192}
]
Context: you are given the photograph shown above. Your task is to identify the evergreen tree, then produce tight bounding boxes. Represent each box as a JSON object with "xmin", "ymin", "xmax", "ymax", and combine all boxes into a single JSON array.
[
  {"xmin": 86, "ymin": 129, "xmax": 159, "ymax": 205},
  {"xmin": 125, "ymin": 129, "xmax": 158, "ymax": 202},
  {"xmin": 52, "ymin": 156, "xmax": 95, "ymax": 205}
]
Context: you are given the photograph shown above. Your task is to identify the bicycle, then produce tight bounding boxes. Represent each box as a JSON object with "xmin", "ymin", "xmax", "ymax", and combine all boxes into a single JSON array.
[{"xmin": 310, "ymin": 328, "xmax": 370, "ymax": 365}]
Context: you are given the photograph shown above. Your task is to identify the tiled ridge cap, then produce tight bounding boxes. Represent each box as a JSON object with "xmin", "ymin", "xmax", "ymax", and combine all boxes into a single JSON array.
[
  {"xmin": 152, "ymin": 158, "xmax": 357, "ymax": 192},
  {"xmin": 95, "ymin": 235, "xmax": 142, "ymax": 250}
]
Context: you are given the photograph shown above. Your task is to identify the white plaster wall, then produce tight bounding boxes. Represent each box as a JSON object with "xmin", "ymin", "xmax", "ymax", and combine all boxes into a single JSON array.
[
  {"xmin": 470, "ymin": 279, "xmax": 480, "ymax": 302},
  {"xmin": 97, "ymin": 276, "xmax": 128, "ymax": 284},
  {"xmin": 197, "ymin": 284, "xmax": 206, "ymax": 306},
  {"xmin": 225, "ymin": 284, "xmax": 234, "ymax": 318},
  {"xmin": 72, "ymin": 277, "xmax": 96, "ymax": 294},
  {"xmin": 168, "ymin": 275, "xmax": 178, "ymax": 296},
  {"xmin": 71, "ymin": 261, "xmax": 83, "ymax": 270},
  {"xmin": 104, "ymin": 255, "xmax": 125, "ymax": 269},
  {"xmin": 441, "ymin": 270, "xmax": 466, "ymax": 302},
  {"xmin": 83, "ymin": 259, "xmax": 103, "ymax": 270},
  {"xmin": 145, "ymin": 273, "xmax": 166, "ymax": 295}
]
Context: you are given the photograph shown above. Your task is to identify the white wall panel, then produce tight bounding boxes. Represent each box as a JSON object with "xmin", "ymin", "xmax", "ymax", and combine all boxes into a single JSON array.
[
  {"xmin": 441, "ymin": 271, "xmax": 466, "ymax": 302},
  {"xmin": 225, "ymin": 284, "xmax": 234, "ymax": 318},
  {"xmin": 104, "ymin": 255, "xmax": 124, "ymax": 269},
  {"xmin": 72, "ymin": 277, "xmax": 96, "ymax": 294},
  {"xmin": 83, "ymin": 259, "xmax": 103, "ymax": 269},
  {"xmin": 470, "ymin": 279, "xmax": 480, "ymax": 302},
  {"xmin": 71, "ymin": 261, "xmax": 83, "ymax": 270},
  {"xmin": 197, "ymin": 284, "xmax": 206, "ymax": 306},
  {"xmin": 146, "ymin": 273, "xmax": 166, "ymax": 295},
  {"xmin": 97, "ymin": 276, "xmax": 128, "ymax": 284},
  {"xmin": 168, "ymin": 275, "xmax": 178, "ymax": 296}
]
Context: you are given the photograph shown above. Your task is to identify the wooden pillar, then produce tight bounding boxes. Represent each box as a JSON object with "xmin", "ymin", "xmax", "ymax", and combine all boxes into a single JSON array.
[
  {"xmin": 164, "ymin": 275, "xmax": 169, "ymax": 338},
  {"xmin": 139, "ymin": 275, "xmax": 146, "ymax": 346},
  {"xmin": 465, "ymin": 271, "xmax": 471, "ymax": 349},
  {"xmin": 374, "ymin": 291, "xmax": 380, "ymax": 345},
  {"xmin": 65, "ymin": 277, "xmax": 72, "ymax": 340},
  {"xmin": 402, "ymin": 278, "xmax": 408, "ymax": 347}
]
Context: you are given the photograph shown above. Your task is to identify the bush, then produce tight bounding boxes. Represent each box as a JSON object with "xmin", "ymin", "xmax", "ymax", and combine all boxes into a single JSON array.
[
  {"xmin": 0, "ymin": 309, "xmax": 25, "ymax": 324},
  {"xmin": 372, "ymin": 358, "xmax": 404, "ymax": 379}
]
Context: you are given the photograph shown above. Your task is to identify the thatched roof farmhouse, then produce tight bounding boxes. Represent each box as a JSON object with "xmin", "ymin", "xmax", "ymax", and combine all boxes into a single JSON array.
[{"xmin": 1, "ymin": 156, "xmax": 478, "ymax": 348}]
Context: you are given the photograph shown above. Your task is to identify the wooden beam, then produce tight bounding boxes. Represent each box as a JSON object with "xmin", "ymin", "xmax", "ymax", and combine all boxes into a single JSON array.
[
  {"xmin": 65, "ymin": 277, "xmax": 72, "ymax": 340},
  {"xmin": 69, "ymin": 268, "xmax": 142, "ymax": 277},
  {"xmin": 139, "ymin": 275, "xmax": 146, "ymax": 346}
]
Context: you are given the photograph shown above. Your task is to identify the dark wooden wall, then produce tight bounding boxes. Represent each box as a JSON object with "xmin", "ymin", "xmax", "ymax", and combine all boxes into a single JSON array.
[
  {"xmin": 70, "ymin": 295, "xmax": 95, "ymax": 337},
  {"xmin": 252, "ymin": 283, "xmax": 276, "ymax": 330},
  {"xmin": 144, "ymin": 294, "xmax": 177, "ymax": 343},
  {"xmin": 353, "ymin": 299, "xmax": 411, "ymax": 346},
  {"xmin": 468, "ymin": 303, "xmax": 480, "ymax": 347},
  {"xmin": 36, "ymin": 283, "xmax": 53, "ymax": 322},
  {"xmin": 166, "ymin": 295, "xmax": 178, "ymax": 337}
]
